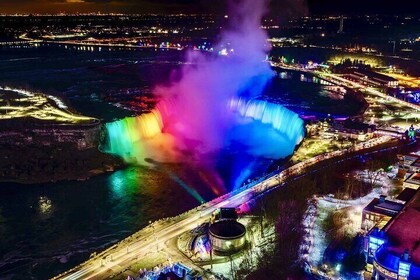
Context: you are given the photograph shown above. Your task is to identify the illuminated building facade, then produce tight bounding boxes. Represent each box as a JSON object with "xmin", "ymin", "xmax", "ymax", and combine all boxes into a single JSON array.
[
  {"xmin": 365, "ymin": 189, "xmax": 420, "ymax": 280},
  {"xmin": 209, "ymin": 220, "xmax": 246, "ymax": 254},
  {"xmin": 209, "ymin": 208, "xmax": 246, "ymax": 254},
  {"xmin": 362, "ymin": 195, "xmax": 404, "ymax": 232}
]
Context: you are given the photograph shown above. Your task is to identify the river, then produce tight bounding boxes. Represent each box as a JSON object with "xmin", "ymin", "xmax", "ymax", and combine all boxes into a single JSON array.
[{"xmin": 0, "ymin": 45, "xmax": 366, "ymax": 279}]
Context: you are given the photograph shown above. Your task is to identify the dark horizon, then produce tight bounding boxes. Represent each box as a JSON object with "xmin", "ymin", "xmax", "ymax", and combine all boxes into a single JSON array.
[{"xmin": 0, "ymin": 0, "xmax": 419, "ymax": 16}]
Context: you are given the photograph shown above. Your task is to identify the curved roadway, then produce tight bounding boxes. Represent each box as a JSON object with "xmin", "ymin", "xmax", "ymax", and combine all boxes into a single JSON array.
[{"xmin": 53, "ymin": 135, "xmax": 394, "ymax": 280}]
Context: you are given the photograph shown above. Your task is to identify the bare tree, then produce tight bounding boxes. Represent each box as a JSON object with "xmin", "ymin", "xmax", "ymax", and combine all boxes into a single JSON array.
[{"xmin": 365, "ymin": 158, "xmax": 383, "ymax": 187}]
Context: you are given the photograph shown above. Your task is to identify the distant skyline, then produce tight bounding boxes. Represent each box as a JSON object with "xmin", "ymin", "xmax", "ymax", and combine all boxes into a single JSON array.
[{"xmin": 0, "ymin": 0, "xmax": 418, "ymax": 16}]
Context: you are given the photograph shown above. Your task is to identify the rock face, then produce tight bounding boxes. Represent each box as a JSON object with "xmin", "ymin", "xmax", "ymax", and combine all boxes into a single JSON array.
[
  {"xmin": 0, "ymin": 118, "xmax": 101, "ymax": 150},
  {"xmin": 0, "ymin": 121, "xmax": 124, "ymax": 184}
]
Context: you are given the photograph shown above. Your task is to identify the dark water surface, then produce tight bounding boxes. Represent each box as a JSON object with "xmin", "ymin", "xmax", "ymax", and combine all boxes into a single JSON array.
[
  {"xmin": 0, "ymin": 46, "xmax": 365, "ymax": 279},
  {"xmin": 0, "ymin": 165, "xmax": 215, "ymax": 279}
]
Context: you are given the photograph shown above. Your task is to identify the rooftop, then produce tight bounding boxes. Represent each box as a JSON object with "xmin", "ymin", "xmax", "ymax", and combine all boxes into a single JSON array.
[
  {"xmin": 403, "ymin": 154, "xmax": 420, "ymax": 166},
  {"xmin": 396, "ymin": 188, "xmax": 418, "ymax": 203},
  {"xmin": 405, "ymin": 173, "xmax": 420, "ymax": 187},
  {"xmin": 364, "ymin": 197, "xmax": 405, "ymax": 217},
  {"xmin": 209, "ymin": 220, "xmax": 246, "ymax": 239},
  {"xmin": 385, "ymin": 189, "xmax": 420, "ymax": 264}
]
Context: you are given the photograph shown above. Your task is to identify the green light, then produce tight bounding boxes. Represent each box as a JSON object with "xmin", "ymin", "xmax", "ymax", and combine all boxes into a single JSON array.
[{"xmin": 108, "ymin": 168, "xmax": 141, "ymax": 199}]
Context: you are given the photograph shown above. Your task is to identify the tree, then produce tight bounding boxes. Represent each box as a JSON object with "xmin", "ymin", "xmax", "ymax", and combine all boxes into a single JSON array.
[{"xmin": 365, "ymin": 158, "xmax": 383, "ymax": 187}]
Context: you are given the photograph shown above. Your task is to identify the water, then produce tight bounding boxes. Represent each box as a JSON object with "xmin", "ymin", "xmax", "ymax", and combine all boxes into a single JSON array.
[
  {"xmin": 265, "ymin": 69, "xmax": 366, "ymax": 117},
  {"xmin": 0, "ymin": 45, "xmax": 182, "ymax": 121},
  {"xmin": 103, "ymin": 111, "xmax": 164, "ymax": 163},
  {"xmin": 0, "ymin": 46, "xmax": 365, "ymax": 279},
  {"xmin": 0, "ymin": 166, "xmax": 215, "ymax": 279}
]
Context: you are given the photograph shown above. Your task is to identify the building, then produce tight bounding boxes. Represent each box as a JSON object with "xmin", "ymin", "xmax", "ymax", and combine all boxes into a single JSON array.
[
  {"xmin": 395, "ymin": 188, "xmax": 418, "ymax": 204},
  {"xmin": 332, "ymin": 120, "xmax": 376, "ymax": 141},
  {"xmin": 375, "ymin": 127, "xmax": 405, "ymax": 139},
  {"xmin": 404, "ymin": 173, "xmax": 420, "ymax": 190},
  {"xmin": 157, "ymin": 272, "xmax": 182, "ymax": 280},
  {"xmin": 399, "ymin": 154, "xmax": 420, "ymax": 172},
  {"xmin": 211, "ymin": 207, "xmax": 239, "ymax": 223},
  {"xmin": 138, "ymin": 263, "xmax": 194, "ymax": 280},
  {"xmin": 365, "ymin": 189, "xmax": 420, "ymax": 280},
  {"xmin": 366, "ymin": 228, "xmax": 388, "ymax": 264},
  {"xmin": 347, "ymin": 69, "xmax": 399, "ymax": 89},
  {"xmin": 209, "ymin": 207, "xmax": 246, "ymax": 254},
  {"xmin": 362, "ymin": 195, "xmax": 405, "ymax": 231},
  {"xmin": 215, "ymin": 207, "xmax": 238, "ymax": 221},
  {"xmin": 208, "ymin": 220, "xmax": 246, "ymax": 254},
  {"xmin": 398, "ymin": 154, "xmax": 420, "ymax": 181}
]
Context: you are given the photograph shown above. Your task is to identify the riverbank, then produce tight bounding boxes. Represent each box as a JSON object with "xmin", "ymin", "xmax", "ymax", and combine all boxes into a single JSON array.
[{"xmin": 52, "ymin": 134, "xmax": 412, "ymax": 280}]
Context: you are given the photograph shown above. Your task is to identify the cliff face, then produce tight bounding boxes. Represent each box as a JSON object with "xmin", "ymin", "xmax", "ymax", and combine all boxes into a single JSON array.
[
  {"xmin": 0, "ymin": 118, "xmax": 101, "ymax": 150},
  {"xmin": 0, "ymin": 121, "xmax": 124, "ymax": 184}
]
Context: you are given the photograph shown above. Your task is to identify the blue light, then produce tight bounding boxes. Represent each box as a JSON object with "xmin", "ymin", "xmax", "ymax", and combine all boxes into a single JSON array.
[{"xmin": 399, "ymin": 261, "xmax": 411, "ymax": 277}]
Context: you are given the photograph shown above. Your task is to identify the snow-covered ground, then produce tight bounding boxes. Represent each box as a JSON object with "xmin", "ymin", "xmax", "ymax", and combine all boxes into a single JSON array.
[{"xmin": 299, "ymin": 167, "xmax": 400, "ymax": 278}]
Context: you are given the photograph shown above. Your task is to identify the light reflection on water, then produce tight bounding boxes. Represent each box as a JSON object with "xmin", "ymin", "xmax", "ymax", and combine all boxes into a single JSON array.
[
  {"xmin": 0, "ymin": 46, "xmax": 366, "ymax": 279},
  {"xmin": 38, "ymin": 196, "xmax": 53, "ymax": 216},
  {"xmin": 0, "ymin": 165, "xmax": 209, "ymax": 279}
]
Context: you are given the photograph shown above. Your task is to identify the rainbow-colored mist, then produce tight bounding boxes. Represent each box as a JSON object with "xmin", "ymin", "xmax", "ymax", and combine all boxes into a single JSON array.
[{"xmin": 103, "ymin": 97, "xmax": 304, "ymax": 168}]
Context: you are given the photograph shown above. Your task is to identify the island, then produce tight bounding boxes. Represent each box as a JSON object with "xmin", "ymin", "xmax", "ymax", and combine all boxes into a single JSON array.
[{"xmin": 0, "ymin": 86, "xmax": 124, "ymax": 184}]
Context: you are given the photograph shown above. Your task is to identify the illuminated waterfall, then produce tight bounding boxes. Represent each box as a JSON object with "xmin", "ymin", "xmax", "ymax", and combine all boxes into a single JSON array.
[
  {"xmin": 228, "ymin": 97, "xmax": 305, "ymax": 146},
  {"xmin": 103, "ymin": 109, "xmax": 164, "ymax": 162},
  {"xmin": 104, "ymin": 97, "xmax": 305, "ymax": 163},
  {"xmin": 100, "ymin": 0, "xmax": 308, "ymax": 195}
]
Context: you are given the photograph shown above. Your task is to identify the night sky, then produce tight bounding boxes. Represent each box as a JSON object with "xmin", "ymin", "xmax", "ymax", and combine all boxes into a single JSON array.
[{"xmin": 0, "ymin": 0, "xmax": 418, "ymax": 15}]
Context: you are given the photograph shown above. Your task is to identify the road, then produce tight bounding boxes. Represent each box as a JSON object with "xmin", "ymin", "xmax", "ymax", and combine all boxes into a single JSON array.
[{"xmin": 53, "ymin": 135, "xmax": 394, "ymax": 280}]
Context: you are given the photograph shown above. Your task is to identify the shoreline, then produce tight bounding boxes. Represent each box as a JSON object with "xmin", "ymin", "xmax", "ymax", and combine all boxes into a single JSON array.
[
  {"xmin": 0, "ymin": 146, "xmax": 125, "ymax": 186},
  {"xmin": 53, "ymin": 135, "xmax": 409, "ymax": 280},
  {"xmin": 0, "ymin": 162, "xmax": 125, "ymax": 185}
]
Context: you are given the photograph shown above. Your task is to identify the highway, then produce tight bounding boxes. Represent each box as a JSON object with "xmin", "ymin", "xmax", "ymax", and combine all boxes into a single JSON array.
[{"xmin": 53, "ymin": 135, "xmax": 393, "ymax": 280}]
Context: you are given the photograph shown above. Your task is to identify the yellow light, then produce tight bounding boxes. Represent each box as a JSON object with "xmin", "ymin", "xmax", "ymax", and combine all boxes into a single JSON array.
[{"xmin": 0, "ymin": 87, "xmax": 95, "ymax": 124}]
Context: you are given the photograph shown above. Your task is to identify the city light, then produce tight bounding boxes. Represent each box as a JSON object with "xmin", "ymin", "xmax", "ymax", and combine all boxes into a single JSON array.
[
  {"xmin": 1, "ymin": 3, "xmax": 419, "ymax": 280},
  {"xmin": 0, "ymin": 86, "xmax": 95, "ymax": 123}
]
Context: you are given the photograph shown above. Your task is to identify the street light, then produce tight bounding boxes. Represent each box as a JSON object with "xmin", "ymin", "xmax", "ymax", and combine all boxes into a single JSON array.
[{"xmin": 149, "ymin": 220, "xmax": 158, "ymax": 252}]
